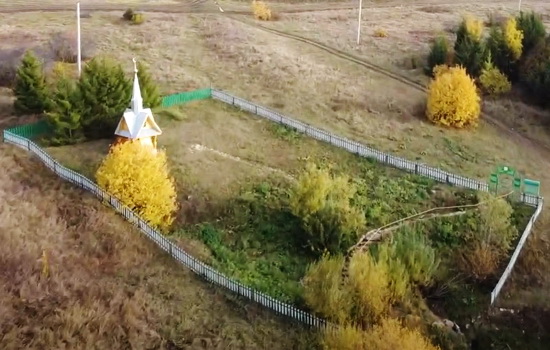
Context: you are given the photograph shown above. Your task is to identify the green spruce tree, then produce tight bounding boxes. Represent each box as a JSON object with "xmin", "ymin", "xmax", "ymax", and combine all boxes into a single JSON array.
[
  {"xmin": 46, "ymin": 77, "xmax": 85, "ymax": 145},
  {"xmin": 13, "ymin": 50, "xmax": 49, "ymax": 115},
  {"xmin": 78, "ymin": 57, "xmax": 131, "ymax": 139},
  {"xmin": 137, "ymin": 61, "xmax": 162, "ymax": 108}
]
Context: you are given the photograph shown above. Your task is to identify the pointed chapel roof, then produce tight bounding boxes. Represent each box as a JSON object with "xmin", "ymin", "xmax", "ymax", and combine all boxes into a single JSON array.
[{"xmin": 114, "ymin": 58, "xmax": 162, "ymax": 139}]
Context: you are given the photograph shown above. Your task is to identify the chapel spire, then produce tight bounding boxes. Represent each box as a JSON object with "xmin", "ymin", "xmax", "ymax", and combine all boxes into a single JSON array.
[{"xmin": 131, "ymin": 57, "xmax": 143, "ymax": 113}]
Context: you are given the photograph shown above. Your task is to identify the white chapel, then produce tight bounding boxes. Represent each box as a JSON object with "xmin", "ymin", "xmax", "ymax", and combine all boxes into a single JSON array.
[{"xmin": 113, "ymin": 58, "xmax": 162, "ymax": 149}]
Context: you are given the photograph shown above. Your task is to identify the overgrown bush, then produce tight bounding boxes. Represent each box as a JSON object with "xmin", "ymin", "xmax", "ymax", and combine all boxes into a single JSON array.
[
  {"xmin": 457, "ymin": 241, "xmax": 501, "ymax": 280},
  {"xmin": 13, "ymin": 50, "xmax": 49, "ymax": 115},
  {"xmin": 289, "ymin": 163, "xmax": 366, "ymax": 254},
  {"xmin": 425, "ymin": 36, "xmax": 449, "ymax": 76},
  {"xmin": 322, "ymin": 324, "xmax": 366, "ymax": 350},
  {"xmin": 516, "ymin": 11, "xmax": 546, "ymax": 56},
  {"xmin": 479, "ymin": 53, "xmax": 512, "ymax": 95},
  {"xmin": 49, "ymin": 31, "xmax": 96, "ymax": 63},
  {"xmin": 476, "ymin": 192, "xmax": 517, "ymax": 253},
  {"xmin": 45, "ymin": 77, "xmax": 85, "ymax": 145},
  {"xmin": 364, "ymin": 318, "xmax": 441, "ymax": 350},
  {"xmin": 78, "ymin": 57, "xmax": 131, "ymax": 139},
  {"xmin": 374, "ymin": 29, "xmax": 388, "ymax": 38},
  {"xmin": 457, "ymin": 192, "xmax": 517, "ymax": 280},
  {"xmin": 252, "ymin": 0, "xmax": 272, "ymax": 21},
  {"xmin": 519, "ymin": 37, "xmax": 550, "ymax": 106},
  {"xmin": 454, "ymin": 15, "xmax": 486, "ymax": 77},
  {"xmin": 96, "ymin": 141, "xmax": 178, "ymax": 231},
  {"xmin": 387, "ymin": 226, "xmax": 440, "ymax": 287},
  {"xmin": 303, "ymin": 250, "xmax": 409, "ymax": 325},
  {"xmin": 426, "ymin": 65, "xmax": 481, "ymax": 128},
  {"xmin": 348, "ymin": 251, "xmax": 395, "ymax": 324},
  {"xmin": 302, "ymin": 254, "xmax": 353, "ymax": 323},
  {"xmin": 322, "ymin": 319, "xmax": 441, "ymax": 350},
  {"xmin": 137, "ymin": 61, "xmax": 162, "ymax": 108}
]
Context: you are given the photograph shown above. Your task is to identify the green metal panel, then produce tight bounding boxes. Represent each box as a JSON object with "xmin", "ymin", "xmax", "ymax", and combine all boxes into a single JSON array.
[
  {"xmin": 161, "ymin": 88, "xmax": 212, "ymax": 108},
  {"xmin": 7, "ymin": 119, "xmax": 52, "ymax": 139},
  {"xmin": 524, "ymin": 179, "xmax": 541, "ymax": 196}
]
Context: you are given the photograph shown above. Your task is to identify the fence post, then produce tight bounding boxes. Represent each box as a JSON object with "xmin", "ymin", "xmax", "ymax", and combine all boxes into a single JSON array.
[{"xmin": 414, "ymin": 164, "xmax": 418, "ymax": 174}]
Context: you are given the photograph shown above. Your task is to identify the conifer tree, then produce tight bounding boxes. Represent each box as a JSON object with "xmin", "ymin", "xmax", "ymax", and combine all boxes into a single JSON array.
[
  {"xmin": 46, "ymin": 77, "xmax": 85, "ymax": 145},
  {"xmin": 13, "ymin": 50, "xmax": 49, "ymax": 115},
  {"xmin": 137, "ymin": 61, "xmax": 162, "ymax": 108},
  {"xmin": 78, "ymin": 57, "xmax": 131, "ymax": 139}
]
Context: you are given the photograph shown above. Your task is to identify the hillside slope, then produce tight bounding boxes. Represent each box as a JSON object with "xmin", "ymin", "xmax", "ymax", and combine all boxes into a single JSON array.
[{"xmin": 0, "ymin": 145, "xmax": 313, "ymax": 349}]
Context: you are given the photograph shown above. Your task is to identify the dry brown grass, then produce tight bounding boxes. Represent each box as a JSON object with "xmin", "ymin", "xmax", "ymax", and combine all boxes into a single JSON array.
[{"xmin": 0, "ymin": 145, "xmax": 315, "ymax": 349}]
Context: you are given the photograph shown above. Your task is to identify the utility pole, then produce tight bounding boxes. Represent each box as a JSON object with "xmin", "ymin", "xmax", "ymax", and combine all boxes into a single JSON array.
[
  {"xmin": 77, "ymin": 2, "xmax": 82, "ymax": 77},
  {"xmin": 518, "ymin": 0, "xmax": 522, "ymax": 11},
  {"xmin": 356, "ymin": 0, "xmax": 363, "ymax": 45}
]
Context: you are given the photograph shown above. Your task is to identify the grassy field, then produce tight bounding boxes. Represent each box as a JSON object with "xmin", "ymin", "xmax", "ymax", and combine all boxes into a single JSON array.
[{"xmin": 2, "ymin": 1, "xmax": 550, "ymax": 348}]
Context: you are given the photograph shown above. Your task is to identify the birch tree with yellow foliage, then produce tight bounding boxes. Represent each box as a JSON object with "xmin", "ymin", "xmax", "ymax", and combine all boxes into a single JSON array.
[{"xmin": 96, "ymin": 141, "xmax": 178, "ymax": 232}]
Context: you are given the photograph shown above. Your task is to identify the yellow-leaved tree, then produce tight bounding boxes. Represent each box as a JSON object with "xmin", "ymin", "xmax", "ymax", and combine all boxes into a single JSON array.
[
  {"xmin": 96, "ymin": 141, "xmax": 178, "ymax": 232},
  {"xmin": 426, "ymin": 65, "xmax": 481, "ymax": 128},
  {"xmin": 503, "ymin": 17, "xmax": 524, "ymax": 61}
]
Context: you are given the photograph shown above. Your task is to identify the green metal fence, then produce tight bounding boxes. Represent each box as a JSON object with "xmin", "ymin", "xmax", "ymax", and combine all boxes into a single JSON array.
[
  {"xmin": 161, "ymin": 88, "xmax": 212, "ymax": 108},
  {"xmin": 6, "ymin": 119, "xmax": 52, "ymax": 140}
]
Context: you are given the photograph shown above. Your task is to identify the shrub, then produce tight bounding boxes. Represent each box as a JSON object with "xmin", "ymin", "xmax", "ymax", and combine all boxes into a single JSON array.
[
  {"xmin": 516, "ymin": 11, "xmax": 546, "ymax": 55},
  {"xmin": 425, "ymin": 36, "xmax": 449, "ymax": 76},
  {"xmin": 374, "ymin": 29, "xmax": 388, "ymax": 38},
  {"xmin": 503, "ymin": 17, "xmax": 523, "ymax": 61},
  {"xmin": 289, "ymin": 163, "xmax": 366, "ymax": 254},
  {"xmin": 302, "ymin": 254, "xmax": 353, "ymax": 323},
  {"xmin": 322, "ymin": 324, "xmax": 366, "ymax": 350},
  {"xmin": 123, "ymin": 8, "xmax": 134, "ymax": 21},
  {"xmin": 13, "ymin": 50, "xmax": 49, "ymax": 115},
  {"xmin": 303, "ymin": 250, "xmax": 407, "ymax": 325},
  {"xmin": 363, "ymin": 318, "xmax": 441, "ymax": 350},
  {"xmin": 137, "ymin": 61, "xmax": 162, "ymax": 108},
  {"xmin": 45, "ymin": 77, "xmax": 85, "ymax": 145},
  {"xmin": 457, "ymin": 241, "xmax": 501, "ymax": 281},
  {"xmin": 479, "ymin": 53, "xmax": 512, "ymax": 95},
  {"xmin": 374, "ymin": 245, "xmax": 410, "ymax": 303},
  {"xmin": 78, "ymin": 57, "xmax": 131, "ymax": 139},
  {"xmin": 131, "ymin": 13, "xmax": 145, "ymax": 25},
  {"xmin": 389, "ymin": 226, "xmax": 440, "ymax": 287},
  {"xmin": 476, "ymin": 192, "xmax": 517, "ymax": 253},
  {"xmin": 520, "ymin": 37, "xmax": 550, "ymax": 105},
  {"xmin": 252, "ymin": 0, "xmax": 272, "ymax": 21},
  {"xmin": 348, "ymin": 251, "xmax": 394, "ymax": 324},
  {"xmin": 49, "ymin": 31, "xmax": 96, "ymax": 63},
  {"xmin": 426, "ymin": 65, "xmax": 481, "ymax": 128},
  {"xmin": 96, "ymin": 141, "xmax": 178, "ymax": 231}
]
